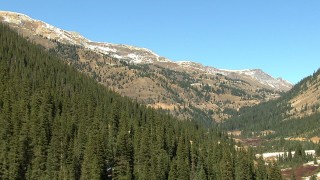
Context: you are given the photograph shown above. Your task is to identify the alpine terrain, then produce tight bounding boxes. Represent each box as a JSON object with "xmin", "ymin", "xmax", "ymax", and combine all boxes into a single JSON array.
[
  {"xmin": 223, "ymin": 68, "xmax": 320, "ymax": 140},
  {"xmin": 0, "ymin": 11, "xmax": 292, "ymax": 122},
  {"xmin": 0, "ymin": 20, "xmax": 282, "ymax": 180}
]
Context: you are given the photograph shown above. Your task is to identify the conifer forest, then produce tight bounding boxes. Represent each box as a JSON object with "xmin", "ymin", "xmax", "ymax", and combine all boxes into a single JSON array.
[{"xmin": 0, "ymin": 24, "xmax": 285, "ymax": 179}]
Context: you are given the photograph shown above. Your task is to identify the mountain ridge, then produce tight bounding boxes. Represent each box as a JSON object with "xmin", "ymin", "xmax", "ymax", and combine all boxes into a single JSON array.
[
  {"xmin": 223, "ymin": 68, "xmax": 320, "ymax": 139},
  {"xmin": 0, "ymin": 21, "xmax": 281, "ymax": 180},
  {"xmin": 0, "ymin": 10, "xmax": 293, "ymax": 122},
  {"xmin": 0, "ymin": 10, "xmax": 292, "ymax": 91}
]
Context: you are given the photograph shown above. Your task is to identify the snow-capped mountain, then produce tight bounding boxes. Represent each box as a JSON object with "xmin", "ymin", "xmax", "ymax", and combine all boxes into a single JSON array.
[
  {"xmin": 210, "ymin": 68, "xmax": 292, "ymax": 91},
  {"xmin": 0, "ymin": 11, "xmax": 169, "ymax": 64},
  {"xmin": 176, "ymin": 61, "xmax": 292, "ymax": 91},
  {"xmin": 0, "ymin": 11, "xmax": 292, "ymax": 91}
]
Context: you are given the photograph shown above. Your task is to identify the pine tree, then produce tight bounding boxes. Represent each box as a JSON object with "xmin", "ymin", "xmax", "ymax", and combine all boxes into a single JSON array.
[
  {"xmin": 235, "ymin": 150, "xmax": 253, "ymax": 180},
  {"xmin": 255, "ymin": 157, "xmax": 267, "ymax": 180},
  {"xmin": 113, "ymin": 128, "xmax": 133, "ymax": 179},
  {"xmin": 288, "ymin": 149, "xmax": 293, "ymax": 161},
  {"xmin": 220, "ymin": 148, "xmax": 234, "ymax": 180},
  {"xmin": 46, "ymin": 119, "xmax": 62, "ymax": 179},
  {"xmin": 81, "ymin": 117, "xmax": 106, "ymax": 180},
  {"xmin": 168, "ymin": 158, "xmax": 178, "ymax": 180},
  {"xmin": 268, "ymin": 163, "xmax": 282, "ymax": 180},
  {"xmin": 176, "ymin": 137, "xmax": 190, "ymax": 180},
  {"xmin": 153, "ymin": 149, "xmax": 169, "ymax": 180},
  {"xmin": 194, "ymin": 163, "xmax": 207, "ymax": 180},
  {"xmin": 0, "ymin": 23, "xmax": 273, "ymax": 180}
]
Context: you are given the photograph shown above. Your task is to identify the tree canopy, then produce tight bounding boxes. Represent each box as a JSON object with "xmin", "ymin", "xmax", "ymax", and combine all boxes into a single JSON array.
[{"xmin": 0, "ymin": 23, "xmax": 281, "ymax": 179}]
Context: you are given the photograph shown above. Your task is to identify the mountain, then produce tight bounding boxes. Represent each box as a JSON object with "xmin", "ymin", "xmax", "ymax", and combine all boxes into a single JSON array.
[
  {"xmin": 223, "ymin": 68, "xmax": 320, "ymax": 139},
  {"xmin": 0, "ymin": 21, "xmax": 282, "ymax": 180},
  {"xmin": 0, "ymin": 11, "xmax": 293, "ymax": 122},
  {"xmin": 0, "ymin": 11, "xmax": 292, "ymax": 90}
]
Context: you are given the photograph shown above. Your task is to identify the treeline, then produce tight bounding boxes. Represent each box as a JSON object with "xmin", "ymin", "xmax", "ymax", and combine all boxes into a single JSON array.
[
  {"xmin": 277, "ymin": 144, "xmax": 315, "ymax": 167},
  {"xmin": 0, "ymin": 24, "xmax": 281, "ymax": 179},
  {"xmin": 255, "ymin": 138, "xmax": 318, "ymax": 155},
  {"xmin": 221, "ymin": 99, "xmax": 291, "ymax": 134}
]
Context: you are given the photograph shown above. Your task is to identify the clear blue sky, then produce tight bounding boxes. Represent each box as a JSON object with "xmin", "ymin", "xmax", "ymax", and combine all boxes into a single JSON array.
[{"xmin": 2, "ymin": 0, "xmax": 320, "ymax": 84}]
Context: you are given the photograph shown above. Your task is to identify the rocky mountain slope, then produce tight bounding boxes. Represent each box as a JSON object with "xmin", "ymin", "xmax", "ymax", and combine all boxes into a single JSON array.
[
  {"xmin": 287, "ymin": 71, "xmax": 320, "ymax": 118},
  {"xmin": 0, "ymin": 11, "xmax": 293, "ymax": 121}
]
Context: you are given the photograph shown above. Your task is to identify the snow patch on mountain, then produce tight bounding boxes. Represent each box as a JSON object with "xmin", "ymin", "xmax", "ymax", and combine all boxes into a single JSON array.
[
  {"xmin": 111, "ymin": 54, "xmax": 124, "ymax": 59},
  {"xmin": 95, "ymin": 46, "xmax": 117, "ymax": 53}
]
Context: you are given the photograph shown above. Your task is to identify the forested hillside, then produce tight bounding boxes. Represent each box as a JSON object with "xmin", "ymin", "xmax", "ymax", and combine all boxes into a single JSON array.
[
  {"xmin": 223, "ymin": 69, "xmax": 320, "ymax": 138},
  {"xmin": 0, "ymin": 24, "xmax": 282, "ymax": 179},
  {"xmin": 0, "ymin": 11, "xmax": 293, "ymax": 123}
]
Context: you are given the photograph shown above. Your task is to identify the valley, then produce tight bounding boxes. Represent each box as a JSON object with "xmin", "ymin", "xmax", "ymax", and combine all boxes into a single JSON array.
[
  {"xmin": 0, "ymin": 22, "xmax": 285, "ymax": 180},
  {"xmin": 0, "ymin": 9, "xmax": 320, "ymax": 180},
  {"xmin": 223, "ymin": 68, "xmax": 320, "ymax": 141},
  {"xmin": 0, "ymin": 11, "xmax": 292, "ymax": 122}
]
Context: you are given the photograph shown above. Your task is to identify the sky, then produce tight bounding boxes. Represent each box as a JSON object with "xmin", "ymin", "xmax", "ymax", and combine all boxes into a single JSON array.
[{"xmin": 1, "ymin": 0, "xmax": 320, "ymax": 84}]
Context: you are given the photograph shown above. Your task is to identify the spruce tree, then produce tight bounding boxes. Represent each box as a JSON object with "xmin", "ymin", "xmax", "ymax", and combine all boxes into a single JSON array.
[
  {"xmin": 0, "ymin": 23, "xmax": 273, "ymax": 180},
  {"xmin": 220, "ymin": 148, "xmax": 234, "ymax": 180},
  {"xmin": 268, "ymin": 163, "xmax": 282, "ymax": 180}
]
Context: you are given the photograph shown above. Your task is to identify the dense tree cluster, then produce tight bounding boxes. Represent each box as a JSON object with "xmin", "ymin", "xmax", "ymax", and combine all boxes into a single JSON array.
[
  {"xmin": 0, "ymin": 24, "xmax": 282, "ymax": 179},
  {"xmin": 277, "ymin": 144, "xmax": 314, "ymax": 167}
]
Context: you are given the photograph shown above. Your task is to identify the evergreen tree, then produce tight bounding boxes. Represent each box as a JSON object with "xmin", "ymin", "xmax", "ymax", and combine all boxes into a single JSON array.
[
  {"xmin": 235, "ymin": 150, "xmax": 254, "ymax": 180},
  {"xmin": 176, "ymin": 137, "xmax": 190, "ymax": 180},
  {"xmin": 268, "ymin": 163, "xmax": 282, "ymax": 180},
  {"xmin": 256, "ymin": 157, "xmax": 268, "ymax": 180},
  {"xmin": 0, "ymin": 23, "xmax": 274, "ymax": 180},
  {"xmin": 113, "ymin": 129, "xmax": 133, "ymax": 179},
  {"xmin": 194, "ymin": 164, "xmax": 207, "ymax": 180},
  {"xmin": 220, "ymin": 148, "xmax": 234, "ymax": 180},
  {"xmin": 168, "ymin": 158, "xmax": 178, "ymax": 180}
]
